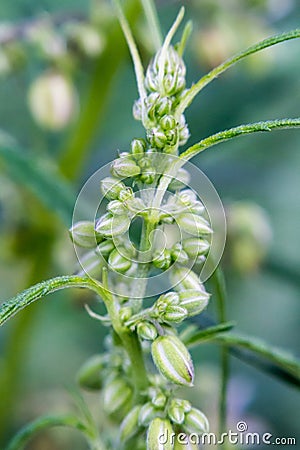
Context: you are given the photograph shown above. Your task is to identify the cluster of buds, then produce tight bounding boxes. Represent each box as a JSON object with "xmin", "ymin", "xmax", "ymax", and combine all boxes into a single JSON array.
[{"xmin": 70, "ymin": 13, "xmax": 213, "ymax": 449}]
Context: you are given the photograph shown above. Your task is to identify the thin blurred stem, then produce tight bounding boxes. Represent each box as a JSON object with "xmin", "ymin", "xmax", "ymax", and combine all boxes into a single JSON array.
[
  {"xmin": 211, "ymin": 268, "xmax": 229, "ymax": 441},
  {"xmin": 141, "ymin": 0, "xmax": 162, "ymax": 50}
]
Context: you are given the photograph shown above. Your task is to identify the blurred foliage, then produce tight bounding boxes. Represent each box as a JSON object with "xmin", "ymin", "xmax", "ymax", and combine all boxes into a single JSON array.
[{"xmin": 0, "ymin": 0, "xmax": 299, "ymax": 448}]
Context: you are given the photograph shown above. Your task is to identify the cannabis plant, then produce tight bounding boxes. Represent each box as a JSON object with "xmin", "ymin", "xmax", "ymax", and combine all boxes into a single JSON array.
[{"xmin": 1, "ymin": 1, "xmax": 300, "ymax": 449}]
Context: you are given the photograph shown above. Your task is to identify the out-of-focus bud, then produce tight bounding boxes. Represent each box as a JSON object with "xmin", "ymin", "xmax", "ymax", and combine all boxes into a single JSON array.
[
  {"xmin": 28, "ymin": 71, "xmax": 77, "ymax": 131},
  {"xmin": 137, "ymin": 321, "xmax": 158, "ymax": 341},
  {"xmin": 177, "ymin": 213, "xmax": 212, "ymax": 236},
  {"xmin": 107, "ymin": 200, "xmax": 127, "ymax": 215},
  {"xmin": 69, "ymin": 221, "xmax": 99, "ymax": 248},
  {"xmin": 111, "ymin": 157, "xmax": 141, "ymax": 178},
  {"xmin": 108, "ymin": 248, "xmax": 132, "ymax": 273},
  {"xmin": 151, "ymin": 391, "xmax": 167, "ymax": 408},
  {"xmin": 139, "ymin": 402, "xmax": 160, "ymax": 427},
  {"xmin": 76, "ymin": 354, "xmax": 107, "ymax": 390},
  {"xmin": 147, "ymin": 418, "xmax": 174, "ymax": 450},
  {"xmin": 66, "ymin": 23, "xmax": 105, "ymax": 58},
  {"xmin": 178, "ymin": 289, "xmax": 209, "ymax": 317},
  {"xmin": 100, "ymin": 177, "xmax": 125, "ymax": 200},
  {"xmin": 183, "ymin": 408, "xmax": 209, "ymax": 434},
  {"xmin": 151, "ymin": 335, "xmax": 194, "ymax": 386},
  {"xmin": 103, "ymin": 378, "xmax": 133, "ymax": 415},
  {"xmin": 120, "ymin": 405, "xmax": 142, "ymax": 442},
  {"xmin": 131, "ymin": 138, "xmax": 146, "ymax": 156},
  {"xmin": 95, "ymin": 213, "xmax": 130, "ymax": 237},
  {"xmin": 174, "ymin": 434, "xmax": 198, "ymax": 449},
  {"xmin": 182, "ymin": 237, "xmax": 210, "ymax": 258},
  {"xmin": 161, "ymin": 305, "xmax": 188, "ymax": 324}
]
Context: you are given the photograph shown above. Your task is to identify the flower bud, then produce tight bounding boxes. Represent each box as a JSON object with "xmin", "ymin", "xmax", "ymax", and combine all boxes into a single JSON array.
[
  {"xmin": 183, "ymin": 408, "xmax": 209, "ymax": 434},
  {"xmin": 160, "ymin": 114, "xmax": 176, "ymax": 131},
  {"xmin": 69, "ymin": 221, "xmax": 98, "ymax": 248},
  {"xmin": 161, "ymin": 305, "xmax": 188, "ymax": 324},
  {"xmin": 103, "ymin": 378, "xmax": 133, "ymax": 415},
  {"xmin": 182, "ymin": 238, "xmax": 210, "ymax": 258},
  {"xmin": 108, "ymin": 248, "xmax": 132, "ymax": 273},
  {"xmin": 140, "ymin": 167, "xmax": 156, "ymax": 184},
  {"xmin": 151, "ymin": 335, "xmax": 194, "ymax": 386},
  {"xmin": 131, "ymin": 138, "xmax": 146, "ymax": 156},
  {"xmin": 168, "ymin": 400, "xmax": 185, "ymax": 425},
  {"xmin": 107, "ymin": 200, "xmax": 127, "ymax": 215},
  {"xmin": 153, "ymin": 249, "xmax": 172, "ymax": 270},
  {"xmin": 118, "ymin": 187, "xmax": 134, "ymax": 201},
  {"xmin": 156, "ymin": 96, "xmax": 172, "ymax": 117},
  {"xmin": 139, "ymin": 402, "xmax": 159, "ymax": 427},
  {"xmin": 178, "ymin": 289, "xmax": 210, "ymax": 317},
  {"xmin": 151, "ymin": 392, "xmax": 167, "ymax": 408},
  {"xmin": 119, "ymin": 306, "xmax": 132, "ymax": 323},
  {"xmin": 96, "ymin": 213, "xmax": 130, "ymax": 238},
  {"xmin": 171, "ymin": 243, "xmax": 189, "ymax": 265},
  {"xmin": 96, "ymin": 239, "xmax": 115, "ymax": 257},
  {"xmin": 137, "ymin": 321, "xmax": 158, "ymax": 341},
  {"xmin": 177, "ymin": 213, "xmax": 212, "ymax": 236},
  {"xmin": 155, "ymin": 292, "xmax": 180, "ymax": 311},
  {"xmin": 170, "ymin": 268, "xmax": 204, "ymax": 292},
  {"xmin": 120, "ymin": 405, "xmax": 142, "ymax": 442},
  {"xmin": 76, "ymin": 354, "xmax": 106, "ymax": 390},
  {"xmin": 147, "ymin": 418, "xmax": 174, "ymax": 450},
  {"xmin": 111, "ymin": 157, "xmax": 141, "ymax": 178},
  {"xmin": 148, "ymin": 127, "xmax": 167, "ymax": 149},
  {"xmin": 100, "ymin": 177, "xmax": 125, "ymax": 200}
]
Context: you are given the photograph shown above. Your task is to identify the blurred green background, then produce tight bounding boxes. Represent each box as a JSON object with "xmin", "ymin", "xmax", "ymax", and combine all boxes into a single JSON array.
[{"xmin": 0, "ymin": 0, "xmax": 299, "ymax": 448}]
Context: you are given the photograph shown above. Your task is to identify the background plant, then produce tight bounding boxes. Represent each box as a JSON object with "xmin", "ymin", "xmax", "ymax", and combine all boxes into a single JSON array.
[{"xmin": 0, "ymin": 0, "xmax": 300, "ymax": 450}]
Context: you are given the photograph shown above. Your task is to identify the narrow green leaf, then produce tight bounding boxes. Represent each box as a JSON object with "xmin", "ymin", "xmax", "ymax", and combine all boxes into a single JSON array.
[
  {"xmin": 181, "ymin": 118, "xmax": 300, "ymax": 161},
  {"xmin": 183, "ymin": 321, "xmax": 235, "ymax": 346},
  {"xmin": 141, "ymin": 0, "xmax": 162, "ymax": 50},
  {"xmin": 0, "ymin": 144, "xmax": 75, "ymax": 224},
  {"xmin": 0, "ymin": 276, "xmax": 109, "ymax": 326},
  {"xmin": 178, "ymin": 28, "xmax": 300, "ymax": 115},
  {"xmin": 6, "ymin": 415, "xmax": 89, "ymax": 450}
]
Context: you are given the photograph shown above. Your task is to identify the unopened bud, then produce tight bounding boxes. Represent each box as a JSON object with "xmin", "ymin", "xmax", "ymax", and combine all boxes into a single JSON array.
[
  {"xmin": 170, "ymin": 267, "xmax": 203, "ymax": 292},
  {"xmin": 69, "ymin": 221, "xmax": 98, "ymax": 248},
  {"xmin": 182, "ymin": 238, "xmax": 210, "ymax": 258},
  {"xmin": 168, "ymin": 400, "xmax": 185, "ymax": 425},
  {"xmin": 131, "ymin": 138, "xmax": 146, "ymax": 156},
  {"xmin": 174, "ymin": 434, "xmax": 198, "ymax": 449},
  {"xmin": 177, "ymin": 213, "xmax": 212, "ymax": 236},
  {"xmin": 147, "ymin": 418, "xmax": 174, "ymax": 450},
  {"xmin": 171, "ymin": 243, "xmax": 189, "ymax": 264},
  {"xmin": 111, "ymin": 157, "xmax": 141, "ymax": 178},
  {"xmin": 120, "ymin": 405, "xmax": 142, "ymax": 442},
  {"xmin": 137, "ymin": 321, "xmax": 158, "ymax": 341},
  {"xmin": 96, "ymin": 239, "xmax": 115, "ymax": 257},
  {"xmin": 108, "ymin": 248, "xmax": 132, "ymax": 273},
  {"xmin": 148, "ymin": 127, "xmax": 167, "ymax": 149},
  {"xmin": 151, "ymin": 335, "xmax": 194, "ymax": 386},
  {"xmin": 153, "ymin": 250, "xmax": 172, "ymax": 270},
  {"xmin": 100, "ymin": 177, "xmax": 125, "ymax": 200},
  {"xmin": 119, "ymin": 306, "xmax": 132, "ymax": 323},
  {"xmin": 107, "ymin": 200, "xmax": 127, "ymax": 215},
  {"xmin": 151, "ymin": 392, "xmax": 167, "ymax": 408},
  {"xmin": 161, "ymin": 305, "xmax": 188, "ymax": 323},
  {"xmin": 118, "ymin": 187, "xmax": 134, "ymax": 201},
  {"xmin": 183, "ymin": 408, "xmax": 209, "ymax": 434},
  {"xmin": 160, "ymin": 114, "xmax": 176, "ymax": 131},
  {"xmin": 178, "ymin": 289, "xmax": 210, "ymax": 317},
  {"xmin": 103, "ymin": 378, "xmax": 133, "ymax": 415},
  {"xmin": 76, "ymin": 354, "xmax": 106, "ymax": 390},
  {"xmin": 138, "ymin": 402, "xmax": 159, "ymax": 427},
  {"xmin": 96, "ymin": 213, "xmax": 130, "ymax": 237}
]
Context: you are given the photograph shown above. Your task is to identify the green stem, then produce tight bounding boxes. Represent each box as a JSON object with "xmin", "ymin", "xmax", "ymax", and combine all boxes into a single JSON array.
[
  {"xmin": 141, "ymin": 0, "xmax": 162, "ymax": 50},
  {"xmin": 211, "ymin": 268, "xmax": 229, "ymax": 441},
  {"xmin": 177, "ymin": 28, "xmax": 300, "ymax": 116}
]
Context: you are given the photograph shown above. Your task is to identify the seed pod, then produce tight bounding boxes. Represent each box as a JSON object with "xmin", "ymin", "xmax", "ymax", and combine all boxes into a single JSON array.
[
  {"xmin": 111, "ymin": 157, "xmax": 141, "ymax": 178},
  {"xmin": 108, "ymin": 248, "xmax": 132, "ymax": 273},
  {"xmin": 100, "ymin": 177, "xmax": 125, "ymax": 200},
  {"xmin": 151, "ymin": 335, "xmax": 194, "ymax": 386},
  {"xmin": 182, "ymin": 238, "xmax": 210, "ymax": 258},
  {"xmin": 177, "ymin": 213, "xmax": 212, "ymax": 236},
  {"xmin": 161, "ymin": 305, "xmax": 188, "ymax": 324},
  {"xmin": 107, "ymin": 200, "xmax": 127, "ymax": 215},
  {"xmin": 178, "ymin": 289, "xmax": 210, "ymax": 317},
  {"xmin": 138, "ymin": 402, "xmax": 159, "ymax": 427},
  {"xmin": 137, "ymin": 321, "xmax": 158, "ymax": 341},
  {"xmin": 183, "ymin": 408, "xmax": 209, "ymax": 434},
  {"xmin": 95, "ymin": 213, "xmax": 130, "ymax": 238},
  {"xmin": 103, "ymin": 378, "xmax": 133, "ymax": 415},
  {"xmin": 96, "ymin": 239, "xmax": 115, "ymax": 257},
  {"xmin": 69, "ymin": 221, "xmax": 98, "ymax": 248},
  {"xmin": 153, "ymin": 250, "xmax": 172, "ymax": 270},
  {"xmin": 76, "ymin": 354, "xmax": 106, "ymax": 390},
  {"xmin": 147, "ymin": 418, "xmax": 174, "ymax": 450},
  {"xmin": 131, "ymin": 138, "xmax": 146, "ymax": 156},
  {"xmin": 120, "ymin": 405, "xmax": 142, "ymax": 442},
  {"xmin": 168, "ymin": 400, "xmax": 185, "ymax": 425}
]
